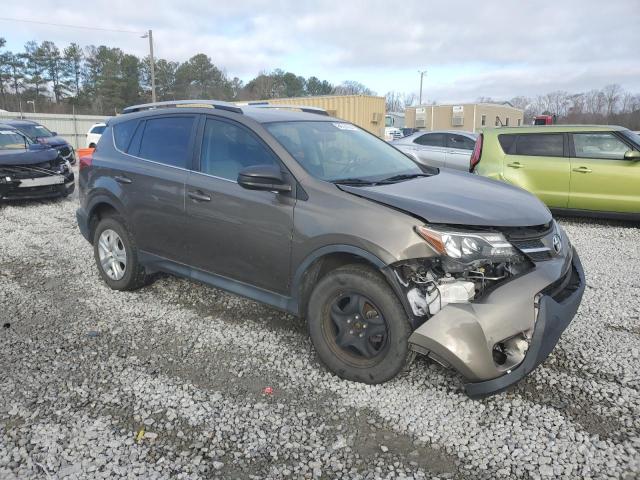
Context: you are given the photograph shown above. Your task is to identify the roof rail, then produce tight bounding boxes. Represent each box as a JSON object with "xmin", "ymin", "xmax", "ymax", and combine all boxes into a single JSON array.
[
  {"xmin": 122, "ymin": 100, "xmax": 242, "ymax": 115},
  {"xmin": 244, "ymin": 103, "xmax": 329, "ymax": 116}
]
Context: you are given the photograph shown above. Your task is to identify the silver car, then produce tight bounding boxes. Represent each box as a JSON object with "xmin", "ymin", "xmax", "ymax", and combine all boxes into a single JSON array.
[{"xmin": 393, "ymin": 130, "xmax": 477, "ymax": 170}]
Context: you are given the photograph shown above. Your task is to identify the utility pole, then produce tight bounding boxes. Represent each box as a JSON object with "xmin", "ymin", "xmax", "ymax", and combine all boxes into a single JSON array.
[
  {"xmin": 418, "ymin": 70, "xmax": 427, "ymax": 105},
  {"xmin": 142, "ymin": 30, "xmax": 157, "ymax": 103}
]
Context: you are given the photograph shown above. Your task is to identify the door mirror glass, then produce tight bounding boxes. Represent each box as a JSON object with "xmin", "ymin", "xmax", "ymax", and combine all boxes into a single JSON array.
[
  {"xmin": 238, "ymin": 165, "xmax": 292, "ymax": 192},
  {"xmin": 624, "ymin": 150, "xmax": 640, "ymax": 161}
]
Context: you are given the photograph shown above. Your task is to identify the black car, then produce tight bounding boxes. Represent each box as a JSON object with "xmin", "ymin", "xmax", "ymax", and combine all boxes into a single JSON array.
[
  {"xmin": 0, "ymin": 119, "xmax": 76, "ymax": 165},
  {"xmin": 0, "ymin": 126, "xmax": 75, "ymax": 201}
]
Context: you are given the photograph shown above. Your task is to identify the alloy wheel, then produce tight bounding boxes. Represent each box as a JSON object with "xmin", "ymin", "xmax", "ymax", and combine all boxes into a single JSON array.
[{"xmin": 98, "ymin": 229, "xmax": 127, "ymax": 281}]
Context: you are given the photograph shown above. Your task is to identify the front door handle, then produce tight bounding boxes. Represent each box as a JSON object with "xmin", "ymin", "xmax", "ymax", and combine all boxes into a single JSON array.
[
  {"xmin": 572, "ymin": 166, "xmax": 593, "ymax": 173},
  {"xmin": 114, "ymin": 175, "xmax": 132, "ymax": 184},
  {"xmin": 188, "ymin": 190, "xmax": 212, "ymax": 202},
  {"xmin": 507, "ymin": 162, "xmax": 524, "ymax": 169}
]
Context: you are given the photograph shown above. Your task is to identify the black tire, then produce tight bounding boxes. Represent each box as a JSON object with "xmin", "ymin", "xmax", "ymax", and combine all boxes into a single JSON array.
[
  {"xmin": 92, "ymin": 214, "xmax": 147, "ymax": 291},
  {"xmin": 307, "ymin": 264, "xmax": 412, "ymax": 384}
]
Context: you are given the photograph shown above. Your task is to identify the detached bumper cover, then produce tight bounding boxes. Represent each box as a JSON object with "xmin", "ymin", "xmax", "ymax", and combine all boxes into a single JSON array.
[
  {"xmin": 408, "ymin": 247, "xmax": 585, "ymax": 398},
  {"xmin": 465, "ymin": 250, "xmax": 584, "ymax": 397}
]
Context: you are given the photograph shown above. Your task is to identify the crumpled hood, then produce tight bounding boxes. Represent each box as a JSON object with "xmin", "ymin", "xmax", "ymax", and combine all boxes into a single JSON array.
[
  {"xmin": 339, "ymin": 169, "xmax": 552, "ymax": 227},
  {"xmin": 0, "ymin": 147, "xmax": 60, "ymax": 166},
  {"xmin": 38, "ymin": 136, "xmax": 69, "ymax": 148}
]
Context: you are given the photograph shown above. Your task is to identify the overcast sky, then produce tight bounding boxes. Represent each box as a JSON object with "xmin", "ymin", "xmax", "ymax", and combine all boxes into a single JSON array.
[{"xmin": 2, "ymin": 0, "xmax": 639, "ymax": 102}]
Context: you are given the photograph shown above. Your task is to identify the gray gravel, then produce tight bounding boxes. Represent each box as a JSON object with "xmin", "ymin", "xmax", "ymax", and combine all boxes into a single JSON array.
[{"xmin": 1, "ymin": 188, "xmax": 639, "ymax": 479}]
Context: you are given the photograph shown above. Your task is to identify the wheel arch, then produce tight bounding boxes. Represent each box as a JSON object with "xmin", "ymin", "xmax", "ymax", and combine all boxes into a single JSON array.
[
  {"xmin": 292, "ymin": 245, "xmax": 415, "ymax": 324},
  {"xmin": 86, "ymin": 194, "xmax": 127, "ymax": 242}
]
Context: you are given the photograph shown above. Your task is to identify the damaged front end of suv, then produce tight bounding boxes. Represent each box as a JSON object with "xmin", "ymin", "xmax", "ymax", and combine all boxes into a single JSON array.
[
  {"xmin": 390, "ymin": 220, "xmax": 584, "ymax": 397},
  {"xmin": 0, "ymin": 129, "xmax": 74, "ymax": 202}
]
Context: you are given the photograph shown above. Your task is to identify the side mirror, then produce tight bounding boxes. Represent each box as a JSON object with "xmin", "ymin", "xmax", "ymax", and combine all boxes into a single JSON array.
[
  {"xmin": 50, "ymin": 131, "xmax": 58, "ymax": 136},
  {"xmin": 624, "ymin": 150, "xmax": 640, "ymax": 161},
  {"xmin": 237, "ymin": 165, "xmax": 292, "ymax": 193}
]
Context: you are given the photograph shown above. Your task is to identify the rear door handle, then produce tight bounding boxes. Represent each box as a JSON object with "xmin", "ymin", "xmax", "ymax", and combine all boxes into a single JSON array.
[
  {"xmin": 114, "ymin": 175, "xmax": 132, "ymax": 184},
  {"xmin": 188, "ymin": 190, "xmax": 212, "ymax": 202},
  {"xmin": 507, "ymin": 162, "xmax": 524, "ymax": 169},
  {"xmin": 572, "ymin": 166, "xmax": 592, "ymax": 173}
]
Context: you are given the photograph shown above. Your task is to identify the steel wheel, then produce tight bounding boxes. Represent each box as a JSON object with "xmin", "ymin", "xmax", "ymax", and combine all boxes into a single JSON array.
[
  {"xmin": 326, "ymin": 292, "xmax": 389, "ymax": 364},
  {"xmin": 97, "ymin": 229, "xmax": 127, "ymax": 281}
]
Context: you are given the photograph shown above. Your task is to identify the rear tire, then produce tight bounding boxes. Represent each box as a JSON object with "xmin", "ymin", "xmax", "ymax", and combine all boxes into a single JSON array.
[
  {"xmin": 92, "ymin": 215, "xmax": 147, "ymax": 291},
  {"xmin": 307, "ymin": 264, "xmax": 412, "ymax": 384}
]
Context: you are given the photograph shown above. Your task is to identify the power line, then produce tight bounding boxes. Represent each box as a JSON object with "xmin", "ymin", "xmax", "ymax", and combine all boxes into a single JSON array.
[{"xmin": 0, "ymin": 17, "xmax": 144, "ymax": 35}]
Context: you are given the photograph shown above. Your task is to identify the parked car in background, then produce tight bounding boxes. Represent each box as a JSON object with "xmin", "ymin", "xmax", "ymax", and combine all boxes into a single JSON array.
[
  {"xmin": 471, "ymin": 125, "xmax": 640, "ymax": 220},
  {"xmin": 384, "ymin": 127, "xmax": 403, "ymax": 141},
  {"xmin": 0, "ymin": 125, "xmax": 74, "ymax": 201},
  {"xmin": 0, "ymin": 119, "xmax": 76, "ymax": 165},
  {"xmin": 392, "ymin": 130, "xmax": 477, "ymax": 170},
  {"xmin": 86, "ymin": 123, "xmax": 106, "ymax": 148},
  {"xmin": 76, "ymin": 100, "xmax": 584, "ymax": 397}
]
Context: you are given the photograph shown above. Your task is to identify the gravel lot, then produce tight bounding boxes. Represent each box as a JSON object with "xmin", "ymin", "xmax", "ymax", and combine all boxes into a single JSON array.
[{"xmin": 1, "ymin": 183, "xmax": 639, "ymax": 479}]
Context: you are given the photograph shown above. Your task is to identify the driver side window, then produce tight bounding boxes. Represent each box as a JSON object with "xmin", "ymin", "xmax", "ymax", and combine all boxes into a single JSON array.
[
  {"xmin": 200, "ymin": 118, "xmax": 279, "ymax": 181},
  {"xmin": 573, "ymin": 133, "xmax": 629, "ymax": 160}
]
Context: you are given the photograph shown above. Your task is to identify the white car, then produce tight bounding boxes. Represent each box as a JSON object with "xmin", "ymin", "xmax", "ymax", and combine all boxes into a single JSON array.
[
  {"xmin": 384, "ymin": 127, "xmax": 403, "ymax": 142},
  {"xmin": 86, "ymin": 123, "xmax": 106, "ymax": 148}
]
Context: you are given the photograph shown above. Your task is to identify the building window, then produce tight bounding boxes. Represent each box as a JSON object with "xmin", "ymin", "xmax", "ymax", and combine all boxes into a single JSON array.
[
  {"xmin": 481, "ymin": 115, "xmax": 486, "ymax": 126},
  {"xmin": 505, "ymin": 117, "xmax": 510, "ymax": 126},
  {"xmin": 517, "ymin": 118, "xmax": 522, "ymax": 126}
]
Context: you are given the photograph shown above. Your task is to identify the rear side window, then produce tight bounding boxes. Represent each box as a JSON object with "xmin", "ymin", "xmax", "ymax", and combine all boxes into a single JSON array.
[
  {"xmin": 138, "ymin": 116, "xmax": 195, "ymax": 168},
  {"xmin": 515, "ymin": 134, "xmax": 564, "ymax": 157},
  {"xmin": 199, "ymin": 118, "xmax": 279, "ymax": 181},
  {"xmin": 414, "ymin": 133, "xmax": 445, "ymax": 147},
  {"xmin": 113, "ymin": 120, "xmax": 138, "ymax": 152},
  {"xmin": 498, "ymin": 134, "xmax": 516, "ymax": 153},
  {"xmin": 90, "ymin": 125, "xmax": 106, "ymax": 134},
  {"xmin": 447, "ymin": 134, "xmax": 476, "ymax": 150}
]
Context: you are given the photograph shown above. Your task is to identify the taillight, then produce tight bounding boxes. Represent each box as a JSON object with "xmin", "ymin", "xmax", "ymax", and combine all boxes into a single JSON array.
[
  {"xmin": 469, "ymin": 134, "xmax": 483, "ymax": 172},
  {"xmin": 78, "ymin": 148, "xmax": 94, "ymax": 170}
]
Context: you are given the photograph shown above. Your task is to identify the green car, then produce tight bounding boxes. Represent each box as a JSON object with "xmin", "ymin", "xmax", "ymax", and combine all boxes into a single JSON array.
[{"xmin": 471, "ymin": 125, "xmax": 640, "ymax": 219}]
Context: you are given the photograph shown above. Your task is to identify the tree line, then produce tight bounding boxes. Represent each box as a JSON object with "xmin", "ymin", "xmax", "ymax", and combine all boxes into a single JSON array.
[{"xmin": 0, "ymin": 37, "xmax": 375, "ymax": 115}]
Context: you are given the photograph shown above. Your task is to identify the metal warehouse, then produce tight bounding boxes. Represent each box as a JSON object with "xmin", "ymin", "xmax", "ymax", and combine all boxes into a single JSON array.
[
  {"xmin": 239, "ymin": 95, "xmax": 386, "ymax": 137},
  {"xmin": 405, "ymin": 103, "xmax": 524, "ymax": 132}
]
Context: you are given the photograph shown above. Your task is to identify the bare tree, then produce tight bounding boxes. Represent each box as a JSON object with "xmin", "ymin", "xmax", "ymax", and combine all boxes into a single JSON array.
[{"xmin": 602, "ymin": 84, "xmax": 622, "ymax": 117}]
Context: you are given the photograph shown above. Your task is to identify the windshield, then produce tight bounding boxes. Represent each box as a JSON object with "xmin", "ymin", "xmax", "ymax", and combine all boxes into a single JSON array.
[
  {"xmin": 0, "ymin": 129, "xmax": 29, "ymax": 150},
  {"xmin": 18, "ymin": 124, "xmax": 54, "ymax": 139},
  {"xmin": 265, "ymin": 121, "xmax": 424, "ymax": 183}
]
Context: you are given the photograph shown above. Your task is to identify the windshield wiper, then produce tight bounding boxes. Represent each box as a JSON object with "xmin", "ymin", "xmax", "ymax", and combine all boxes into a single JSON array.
[
  {"xmin": 332, "ymin": 178, "xmax": 377, "ymax": 186},
  {"xmin": 376, "ymin": 173, "xmax": 428, "ymax": 184}
]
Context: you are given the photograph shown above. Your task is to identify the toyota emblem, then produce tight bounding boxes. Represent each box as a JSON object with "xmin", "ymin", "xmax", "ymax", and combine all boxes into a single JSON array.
[{"xmin": 552, "ymin": 234, "xmax": 562, "ymax": 254}]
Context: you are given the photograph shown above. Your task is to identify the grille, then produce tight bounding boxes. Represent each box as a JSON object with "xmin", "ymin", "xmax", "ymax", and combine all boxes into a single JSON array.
[{"xmin": 507, "ymin": 231, "xmax": 553, "ymax": 262}]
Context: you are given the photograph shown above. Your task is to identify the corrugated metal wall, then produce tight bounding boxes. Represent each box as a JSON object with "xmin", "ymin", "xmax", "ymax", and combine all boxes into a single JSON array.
[
  {"xmin": 243, "ymin": 95, "xmax": 386, "ymax": 137},
  {"xmin": 0, "ymin": 112, "xmax": 110, "ymax": 149}
]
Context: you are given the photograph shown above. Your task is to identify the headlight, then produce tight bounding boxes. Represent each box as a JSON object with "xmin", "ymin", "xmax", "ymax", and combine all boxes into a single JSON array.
[{"xmin": 416, "ymin": 225, "xmax": 519, "ymax": 261}]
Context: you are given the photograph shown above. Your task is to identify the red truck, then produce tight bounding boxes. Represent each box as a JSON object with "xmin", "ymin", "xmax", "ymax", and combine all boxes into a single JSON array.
[{"xmin": 533, "ymin": 115, "xmax": 555, "ymax": 125}]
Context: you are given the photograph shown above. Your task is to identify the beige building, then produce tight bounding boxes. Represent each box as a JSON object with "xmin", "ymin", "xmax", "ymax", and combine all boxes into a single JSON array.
[
  {"xmin": 238, "ymin": 95, "xmax": 386, "ymax": 136},
  {"xmin": 405, "ymin": 103, "xmax": 524, "ymax": 132}
]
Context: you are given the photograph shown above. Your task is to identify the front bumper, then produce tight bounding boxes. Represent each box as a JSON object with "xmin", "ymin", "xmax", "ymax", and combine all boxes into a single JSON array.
[
  {"xmin": 408, "ymin": 247, "xmax": 585, "ymax": 398},
  {"xmin": 0, "ymin": 173, "xmax": 75, "ymax": 201}
]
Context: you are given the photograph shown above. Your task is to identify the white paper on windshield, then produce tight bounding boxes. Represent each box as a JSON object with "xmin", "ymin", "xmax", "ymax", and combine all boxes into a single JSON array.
[
  {"xmin": 333, "ymin": 123, "xmax": 358, "ymax": 131},
  {"xmin": 35, "ymin": 126, "xmax": 47, "ymax": 130},
  {"xmin": 0, "ymin": 130, "xmax": 17, "ymax": 135}
]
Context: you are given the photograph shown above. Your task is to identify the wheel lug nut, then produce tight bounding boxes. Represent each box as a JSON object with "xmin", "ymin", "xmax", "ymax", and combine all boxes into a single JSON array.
[
  {"xmin": 347, "ymin": 319, "xmax": 351, "ymax": 324},
  {"xmin": 355, "ymin": 315, "xmax": 359, "ymax": 319},
  {"xmin": 363, "ymin": 324, "xmax": 367, "ymax": 329},
  {"xmin": 359, "ymin": 333, "xmax": 364, "ymax": 338},
  {"xmin": 349, "ymin": 330, "xmax": 354, "ymax": 335}
]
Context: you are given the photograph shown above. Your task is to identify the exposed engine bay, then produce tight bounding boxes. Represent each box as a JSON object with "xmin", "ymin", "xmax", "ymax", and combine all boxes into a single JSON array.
[{"xmin": 395, "ymin": 252, "xmax": 533, "ymax": 318}]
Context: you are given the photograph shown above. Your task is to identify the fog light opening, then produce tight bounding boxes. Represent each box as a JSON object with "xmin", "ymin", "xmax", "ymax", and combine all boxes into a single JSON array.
[{"xmin": 493, "ymin": 343, "xmax": 508, "ymax": 365}]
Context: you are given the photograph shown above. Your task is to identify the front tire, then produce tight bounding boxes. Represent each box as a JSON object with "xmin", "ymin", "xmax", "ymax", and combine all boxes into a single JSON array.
[
  {"xmin": 93, "ymin": 215, "xmax": 146, "ymax": 291},
  {"xmin": 307, "ymin": 264, "xmax": 412, "ymax": 384}
]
